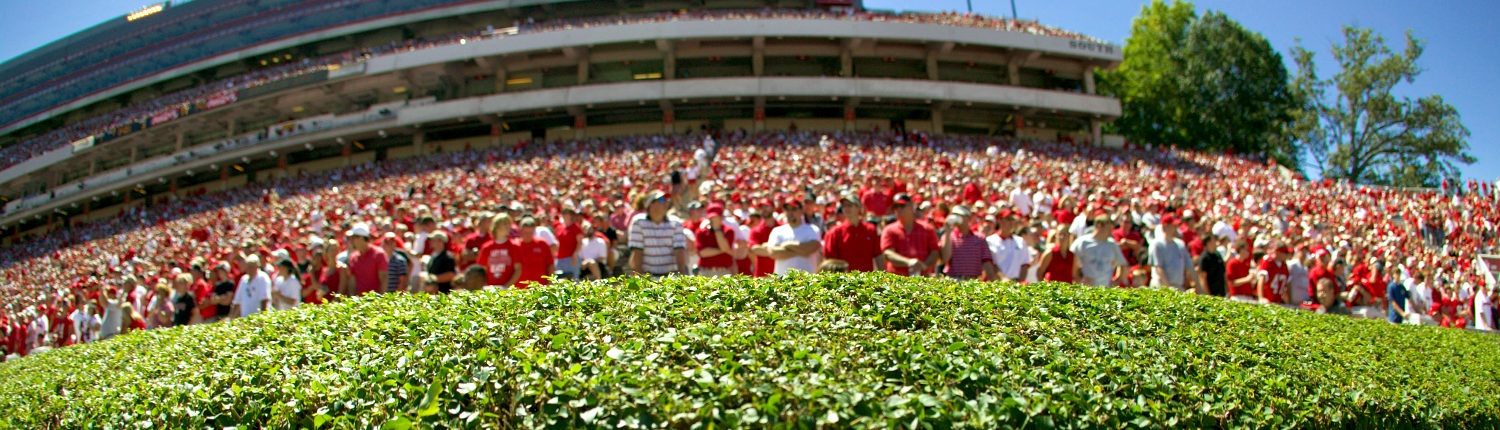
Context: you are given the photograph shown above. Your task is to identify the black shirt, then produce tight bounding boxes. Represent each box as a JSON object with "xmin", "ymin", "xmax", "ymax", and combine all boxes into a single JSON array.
[
  {"xmin": 1197, "ymin": 251, "xmax": 1227, "ymax": 297},
  {"xmin": 429, "ymin": 251, "xmax": 456, "ymax": 293},
  {"xmin": 213, "ymin": 281, "xmax": 235, "ymax": 316},
  {"xmin": 173, "ymin": 292, "xmax": 197, "ymax": 326}
]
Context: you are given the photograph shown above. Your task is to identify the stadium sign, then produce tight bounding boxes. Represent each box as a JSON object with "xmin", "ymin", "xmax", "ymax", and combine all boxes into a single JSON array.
[{"xmin": 1068, "ymin": 40, "xmax": 1116, "ymax": 55}]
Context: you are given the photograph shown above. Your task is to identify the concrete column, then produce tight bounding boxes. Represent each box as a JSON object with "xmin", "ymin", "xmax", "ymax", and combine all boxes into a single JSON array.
[
  {"xmin": 493, "ymin": 68, "xmax": 507, "ymax": 94},
  {"xmin": 1084, "ymin": 68, "xmax": 1096, "ymax": 95},
  {"xmin": 490, "ymin": 124, "xmax": 503, "ymax": 147},
  {"xmin": 227, "ymin": 119, "xmax": 238, "ymax": 136},
  {"xmin": 662, "ymin": 104, "xmax": 675, "ymax": 134},
  {"xmin": 752, "ymin": 36, "xmax": 765, "ymax": 76},
  {"xmin": 577, "ymin": 56, "xmax": 590, "ymax": 84},
  {"xmin": 174, "ymin": 131, "xmax": 186, "ymax": 151},
  {"xmin": 840, "ymin": 49, "xmax": 853, "ymax": 77},
  {"xmin": 754, "ymin": 97, "xmax": 766, "ymax": 131},
  {"xmin": 926, "ymin": 51, "xmax": 940, "ymax": 80},
  {"xmin": 129, "ymin": 147, "xmax": 139, "ymax": 163},
  {"xmin": 1091, "ymin": 120, "xmax": 1102, "ymax": 146},
  {"xmin": 573, "ymin": 115, "xmax": 586, "ymax": 139},
  {"xmin": 931, "ymin": 110, "xmax": 945, "ymax": 135},
  {"xmin": 413, "ymin": 132, "xmax": 426, "ymax": 156},
  {"xmin": 1007, "ymin": 63, "xmax": 1020, "ymax": 86},
  {"xmin": 660, "ymin": 40, "xmax": 677, "ymax": 80},
  {"xmin": 844, "ymin": 106, "xmax": 856, "ymax": 131}
]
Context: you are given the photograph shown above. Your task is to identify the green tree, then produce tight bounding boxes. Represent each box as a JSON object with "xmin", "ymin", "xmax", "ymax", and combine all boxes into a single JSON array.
[
  {"xmin": 1100, "ymin": 1, "xmax": 1296, "ymax": 164},
  {"xmin": 1290, "ymin": 26, "xmax": 1472, "ymax": 187},
  {"xmin": 1098, "ymin": 0, "xmax": 1196, "ymax": 149}
]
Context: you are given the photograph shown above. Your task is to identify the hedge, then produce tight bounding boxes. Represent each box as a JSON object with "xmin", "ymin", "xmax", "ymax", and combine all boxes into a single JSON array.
[{"xmin": 2, "ymin": 272, "xmax": 1499, "ymax": 429}]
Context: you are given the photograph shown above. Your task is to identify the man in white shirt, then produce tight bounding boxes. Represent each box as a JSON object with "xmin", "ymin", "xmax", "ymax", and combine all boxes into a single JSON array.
[
  {"xmin": 753, "ymin": 199, "xmax": 822, "ymax": 274},
  {"xmin": 577, "ymin": 222, "xmax": 612, "ymax": 280},
  {"xmin": 69, "ymin": 303, "xmax": 100, "ymax": 344},
  {"xmin": 230, "ymin": 254, "xmax": 272, "ymax": 319},
  {"xmin": 987, "ymin": 210, "xmax": 1029, "ymax": 281}
]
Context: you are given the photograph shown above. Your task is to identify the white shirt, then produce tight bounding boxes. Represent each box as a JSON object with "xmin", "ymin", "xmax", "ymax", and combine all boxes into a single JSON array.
[
  {"xmin": 101, "ymin": 298, "xmax": 123, "ymax": 339},
  {"xmin": 1287, "ymin": 259, "xmax": 1311, "ymax": 304},
  {"xmin": 70, "ymin": 310, "xmax": 98, "ymax": 344},
  {"xmin": 578, "ymin": 235, "xmax": 609, "ymax": 261},
  {"xmin": 1476, "ymin": 287, "xmax": 1494, "ymax": 331},
  {"xmin": 534, "ymin": 226, "xmax": 559, "ymax": 246},
  {"xmin": 1011, "ymin": 189, "xmax": 1034, "ymax": 217},
  {"xmin": 766, "ymin": 222, "xmax": 821, "ymax": 274},
  {"xmin": 988, "ymin": 234, "xmax": 1029, "ymax": 280},
  {"xmin": 273, "ymin": 274, "xmax": 302, "ymax": 311},
  {"xmin": 232, "ymin": 270, "xmax": 272, "ymax": 318},
  {"xmin": 28, "ymin": 316, "xmax": 46, "ymax": 349}
]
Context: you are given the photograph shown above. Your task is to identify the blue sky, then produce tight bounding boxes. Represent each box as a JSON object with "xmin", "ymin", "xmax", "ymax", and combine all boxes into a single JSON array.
[{"xmin": 1, "ymin": 0, "xmax": 1496, "ymax": 181}]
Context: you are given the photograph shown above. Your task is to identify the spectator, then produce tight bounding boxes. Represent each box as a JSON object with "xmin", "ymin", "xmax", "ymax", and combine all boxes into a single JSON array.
[
  {"xmin": 68, "ymin": 303, "xmax": 99, "ymax": 344},
  {"xmin": 148, "ymin": 280, "xmax": 173, "ymax": 329},
  {"xmin": 1148, "ymin": 215, "xmax": 1193, "ymax": 291},
  {"xmin": 1287, "ymin": 247, "xmax": 1311, "ymax": 304},
  {"xmin": 426, "ymin": 231, "xmax": 458, "ymax": 294},
  {"xmin": 1225, "ymin": 241, "xmax": 1257, "ymax": 302},
  {"xmin": 345, "ymin": 223, "xmax": 389, "ymax": 296},
  {"xmin": 207, "ymin": 264, "xmax": 236, "ymax": 323},
  {"xmin": 99, "ymin": 284, "xmax": 124, "ymax": 340},
  {"xmin": 270, "ymin": 259, "xmax": 302, "ymax": 311},
  {"xmin": 1194, "ymin": 233, "xmax": 1227, "ymax": 297},
  {"xmin": 822, "ymin": 194, "xmax": 882, "ymax": 272},
  {"xmin": 695, "ymin": 204, "xmax": 739, "ymax": 277},
  {"xmin": 940, "ymin": 205, "xmax": 997, "ymax": 280},
  {"xmin": 513, "ymin": 216, "xmax": 556, "ymax": 288},
  {"xmin": 1388, "ymin": 275, "xmax": 1413, "ymax": 324},
  {"xmin": 1036, "ymin": 227, "xmax": 1077, "ymax": 283},
  {"xmin": 555, "ymin": 206, "xmax": 584, "ymax": 279},
  {"xmin": 629, "ymin": 190, "xmax": 688, "ymax": 277},
  {"xmin": 382, "ymin": 232, "xmax": 413, "ymax": 293},
  {"xmin": 881, "ymin": 194, "xmax": 939, "ymax": 277},
  {"xmin": 478, "ymin": 214, "xmax": 521, "ymax": 288},
  {"xmin": 1256, "ymin": 246, "xmax": 1293, "ymax": 306},
  {"xmin": 577, "ymin": 222, "xmax": 612, "ymax": 280},
  {"xmin": 988, "ymin": 210, "xmax": 1029, "ymax": 281},
  {"xmin": 756, "ymin": 199, "xmax": 822, "ymax": 274},
  {"xmin": 229, "ymin": 254, "xmax": 271, "ymax": 319},
  {"xmin": 1074, "ymin": 214, "xmax": 1128, "ymax": 288},
  {"xmin": 171, "ymin": 274, "xmax": 199, "ymax": 326}
]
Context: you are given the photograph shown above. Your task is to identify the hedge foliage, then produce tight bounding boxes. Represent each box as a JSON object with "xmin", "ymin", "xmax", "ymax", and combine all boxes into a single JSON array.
[{"xmin": 2, "ymin": 272, "xmax": 1499, "ymax": 429}]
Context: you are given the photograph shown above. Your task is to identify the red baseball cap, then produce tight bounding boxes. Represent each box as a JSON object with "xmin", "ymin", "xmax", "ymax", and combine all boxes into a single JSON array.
[{"xmin": 1160, "ymin": 214, "xmax": 1179, "ymax": 225}]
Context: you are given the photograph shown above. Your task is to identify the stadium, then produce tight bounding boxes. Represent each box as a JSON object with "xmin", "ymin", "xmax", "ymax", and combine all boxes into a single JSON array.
[
  {"xmin": 2, "ymin": 0, "xmax": 1499, "ymax": 427},
  {"xmin": 0, "ymin": 0, "xmax": 1119, "ymax": 234}
]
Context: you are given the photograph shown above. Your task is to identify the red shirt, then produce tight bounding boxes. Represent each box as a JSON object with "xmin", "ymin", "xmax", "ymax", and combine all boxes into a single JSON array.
[
  {"xmin": 347, "ymin": 244, "xmax": 389, "ymax": 295},
  {"xmin": 193, "ymin": 279, "xmax": 216, "ymax": 319},
  {"xmin": 749, "ymin": 223, "xmax": 777, "ymax": 277},
  {"xmin": 1226, "ymin": 256, "xmax": 1255, "ymax": 297},
  {"xmin": 880, "ymin": 220, "xmax": 938, "ymax": 276},
  {"xmin": 1257, "ymin": 258, "xmax": 1290, "ymax": 303},
  {"xmin": 693, "ymin": 224, "xmax": 737, "ymax": 269},
  {"xmin": 861, "ymin": 189, "xmax": 892, "ymax": 217},
  {"xmin": 463, "ymin": 233, "xmax": 493, "ymax": 255},
  {"xmin": 478, "ymin": 240, "xmax": 520, "ymax": 286},
  {"xmin": 1309, "ymin": 264, "xmax": 1339, "ymax": 298},
  {"xmin": 822, "ymin": 221, "xmax": 881, "ymax": 272},
  {"xmin": 513, "ymin": 238, "xmax": 554, "ymax": 288},
  {"xmin": 555, "ymin": 222, "xmax": 582, "ymax": 259}
]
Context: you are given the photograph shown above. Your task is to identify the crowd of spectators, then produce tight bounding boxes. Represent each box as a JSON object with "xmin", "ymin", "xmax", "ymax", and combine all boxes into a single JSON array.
[
  {"xmin": 0, "ymin": 7, "xmax": 1107, "ymax": 171},
  {"xmin": 0, "ymin": 128, "xmax": 1495, "ymax": 360}
]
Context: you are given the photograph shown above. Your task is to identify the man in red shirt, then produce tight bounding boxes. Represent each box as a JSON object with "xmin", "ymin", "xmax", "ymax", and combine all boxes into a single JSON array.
[
  {"xmin": 512, "ymin": 216, "xmax": 555, "ymax": 289},
  {"xmin": 189, "ymin": 263, "xmax": 216, "ymax": 322},
  {"xmin": 748, "ymin": 211, "xmax": 777, "ymax": 277},
  {"xmin": 554, "ymin": 206, "xmax": 583, "ymax": 280},
  {"xmin": 478, "ymin": 214, "xmax": 522, "ymax": 288},
  {"xmin": 880, "ymin": 194, "xmax": 939, "ymax": 276},
  {"xmin": 822, "ymin": 195, "xmax": 881, "ymax": 272},
  {"xmin": 1307, "ymin": 248, "xmax": 1338, "ymax": 299},
  {"xmin": 461, "ymin": 214, "xmax": 494, "ymax": 268},
  {"xmin": 1257, "ymin": 246, "xmax": 1293, "ymax": 305},
  {"xmin": 1225, "ymin": 241, "xmax": 1257, "ymax": 302},
  {"xmin": 861, "ymin": 177, "xmax": 893, "ymax": 220},
  {"xmin": 344, "ymin": 223, "xmax": 389, "ymax": 295},
  {"xmin": 694, "ymin": 204, "xmax": 738, "ymax": 277}
]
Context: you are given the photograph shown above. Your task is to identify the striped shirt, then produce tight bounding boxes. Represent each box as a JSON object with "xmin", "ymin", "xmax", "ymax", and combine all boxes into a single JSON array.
[
  {"xmin": 628, "ymin": 213, "xmax": 686, "ymax": 275},
  {"xmin": 386, "ymin": 252, "xmax": 410, "ymax": 293},
  {"xmin": 945, "ymin": 230, "xmax": 993, "ymax": 279}
]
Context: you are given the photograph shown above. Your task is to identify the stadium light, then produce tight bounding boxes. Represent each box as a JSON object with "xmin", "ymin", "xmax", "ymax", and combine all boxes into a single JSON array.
[{"xmin": 127, "ymin": 3, "xmax": 164, "ymax": 21}]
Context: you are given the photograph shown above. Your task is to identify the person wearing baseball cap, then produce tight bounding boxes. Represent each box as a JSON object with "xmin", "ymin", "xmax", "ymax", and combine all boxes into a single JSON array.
[
  {"xmin": 1074, "ymin": 214, "xmax": 1129, "ymax": 288},
  {"xmin": 880, "ymin": 194, "xmax": 939, "ymax": 277},
  {"xmin": 822, "ymin": 194, "xmax": 881, "ymax": 272},
  {"xmin": 694, "ymin": 203, "xmax": 739, "ymax": 277},
  {"xmin": 751, "ymin": 199, "xmax": 822, "ymax": 274},
  {"xmin": 1147, "ymin": 214, "xmax": 1193, "ymax": 291},
  {"xmin": 987, "ymin": 207, "xmax": 1028, "ymax": 282},
  {"xmin": 344, "ymin": 222, "xmax": 389, "ymax": 296},
  {"xmin": 628, "ymin": 190, "xmax": 688, "ymax": 277},
  {"xmin": 228, "ymin": 254, "xmax": 271, "ymax": 319}
]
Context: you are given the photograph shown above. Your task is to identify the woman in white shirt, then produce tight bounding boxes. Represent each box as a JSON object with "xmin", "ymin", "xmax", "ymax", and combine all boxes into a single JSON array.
[{"xmin": 270, "ymin": 259, "xmax": 303, "ymax": 311}]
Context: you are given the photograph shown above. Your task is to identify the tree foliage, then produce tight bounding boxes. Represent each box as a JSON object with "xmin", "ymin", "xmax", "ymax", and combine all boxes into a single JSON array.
[
  {"xmin": 1291, "ymin": 27, "xmax": 1473, "ymax": 187},
  {"xmin": 1101, "ymin": 1, "xmax": 1297, "ymax": 165}
]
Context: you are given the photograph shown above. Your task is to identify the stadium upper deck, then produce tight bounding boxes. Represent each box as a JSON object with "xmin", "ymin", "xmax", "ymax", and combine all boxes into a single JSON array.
[{"xmin": 0, "ymin": 0, "xmax": 1121, "ymax": 234}]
